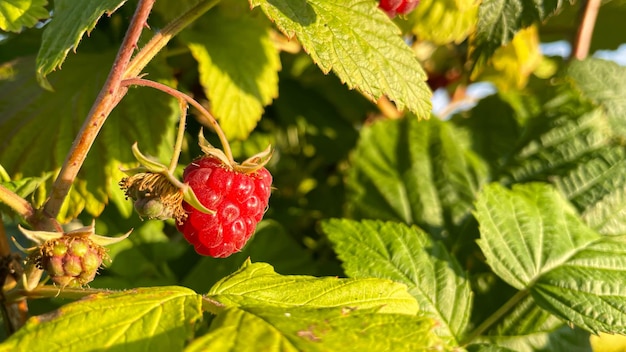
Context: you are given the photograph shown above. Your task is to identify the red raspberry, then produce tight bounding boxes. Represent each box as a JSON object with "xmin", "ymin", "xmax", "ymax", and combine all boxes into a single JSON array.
[
  {"xmin": 378, "ymin": 0, "xmax": 420, "ymax": 17},
  {"xmin": 176, "ymin": 156, "xmax": 272, "ymax": 258}
]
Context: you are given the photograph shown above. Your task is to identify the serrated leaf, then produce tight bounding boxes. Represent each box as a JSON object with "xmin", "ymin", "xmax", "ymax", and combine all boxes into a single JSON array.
[
  {"xmin": 322, "ymin": 219, "xmax": 471, "ymax": 346},
  {"xmin": 181, "ymin": 6, "xmax": 280, "ymax": 140},
  {"xmin": 496, "ymin": 93, "xmax": 626, "ymax": 235},
  {"xmin": 471, "ymin": 0, "xmax": 562, "ymax": 67},
  {"xmin": 474, "ymin": 25, "xmax": 542, "ymax": 91},
  {"xmin": 480, "ymin": 294, "xmax": 591, "ymax": 352},
  {"xmin": 0, "ymin": 0, "xmax": 49, "ymax": 32},
  {"xmin": 533, "ymin": 238, "xmax": 626, "ymax": 333},
  {"xmin": 250, "ymin": 0, "xmax": 431, "ymax": 116},
  {"xmin": 567, "ymin": 58, "xmax": 626, "ymax": 139},
  {"xmin": 0, "ymin": 286, "xmax": 202, "ymax": 351},
  {"xmin": 36, "ymin": 0, "xmax": 126, "ymax": 88},
  {"xmin": 411, "ymin": 0, "xmax": 479, "ymax": 44},
  {"xmin": 500, "ymin": 105, "xmax": 611, "ymax": 184},
  {"xmin": 0, "ymin": 55, "xmax": 176, "ymax": 222},
  {"xmin": 187, "ymin": 306, "xmax": 441, "ymax": 352},
  {"xmin": 476, "ymin": 182, "xmax": 626, "ymax": 334},
  {"xmin": 555, "ymin": 147, "xmax": 626, "ymax": 236},
  {"xmin": 346, "ymin": 117, "xmax": 489, "ymax": 238},
  {"xmin": 207, "ymin": 261, "xmax": 418, "ymax": 315}
]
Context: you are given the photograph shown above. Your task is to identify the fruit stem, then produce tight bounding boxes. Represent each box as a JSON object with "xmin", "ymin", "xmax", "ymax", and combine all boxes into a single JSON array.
[
  {"xmin": 42, "ymin": 0, "xmax": 156, "ymax": 221},
  {"xmin": 121, "ymin": 77, "xmax": 235, "ymax": 164},
  {"xmin": 170, "ymin": 99, "xmax": 189, "ymax": 173}
]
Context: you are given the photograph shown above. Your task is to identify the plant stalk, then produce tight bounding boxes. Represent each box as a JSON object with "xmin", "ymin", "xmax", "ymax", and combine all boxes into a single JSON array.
[
  {"xmin": 125, "ymin": 0, "xmax": 221, "ymax": 78},
  {"xmin": 0, "ymin": 186, "xmax": 34, "ymax": 223},
  {"xmin": 41, "ymin": 0, "xmax": 221, "ymax": 223},
  {"xmin": 121, "ymin": 77, "xmax": 234, "ymax": 163},
  {"xmin": 170, "ymin": 99, "xmax": 189, "ymax": 173},
  {"xmin": 572, "ymin": 0, "xmax": 601, "ymax": 60},
  {"xmin": 43, "ymin": 0, "xmax": 156, "ymax": 221}
]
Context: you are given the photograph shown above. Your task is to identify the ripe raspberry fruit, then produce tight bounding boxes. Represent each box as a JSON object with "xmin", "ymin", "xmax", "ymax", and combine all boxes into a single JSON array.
[
  {"xmin": 176, "ymin": 147, "xmax": 272, "ymax": 258},
  {"xmin": 378, "ymin": 0, "xmax": 420, "ymax": 17}
]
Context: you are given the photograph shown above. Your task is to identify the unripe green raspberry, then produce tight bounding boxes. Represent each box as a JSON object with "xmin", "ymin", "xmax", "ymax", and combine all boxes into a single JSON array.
[{"xmin": 38, "ymin": 236, "xmax": 107, "ymax": 288}]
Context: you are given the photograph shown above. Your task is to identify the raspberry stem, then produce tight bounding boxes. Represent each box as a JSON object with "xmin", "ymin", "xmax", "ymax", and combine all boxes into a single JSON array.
[
  {"xmin": 170, "ymin": 99, "xmax": 189, "ymax": 173},
  {"xmin": 121, "ymin": 77, "xmax": 235, "ymax": 164}
]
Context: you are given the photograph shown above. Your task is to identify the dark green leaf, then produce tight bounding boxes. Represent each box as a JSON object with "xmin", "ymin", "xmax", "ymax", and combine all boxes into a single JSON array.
[
  {"xmin": 0, "ymin": 55, "xmax": 176, "ymax": 222},
  {"xmin": 471, "ymin": 0, "xmax": 562, "ymax": 66},
  {"xmin": 346, "ymin": 117, "xmax": 489, "ymax": 238},
  {"xmin": 476, "ymin": 182, "xmax": 626, "ymax": 334},
  {"xmin": 36, "ymin": 0, "xmax": 126, "ymax": 88},
  {"xmin": 567, "ymin": 58, "xmax": 626, "ymax": 139}
]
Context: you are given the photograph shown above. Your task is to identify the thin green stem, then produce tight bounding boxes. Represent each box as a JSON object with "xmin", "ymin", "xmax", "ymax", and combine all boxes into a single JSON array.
[
  {"xmin": 169, "ymin": 99, "xmax": 189, "ymax": 173},
  {"xmin": 461, "ymin": 289, "xmax": 530, "ymax": 345},
  {"xmin": 125, "ymin": 0, "xmax": 221, "ymax": 78},
  {"xmin": 121, "ymin": 77, "xmax": 234, "ymax": 163}
]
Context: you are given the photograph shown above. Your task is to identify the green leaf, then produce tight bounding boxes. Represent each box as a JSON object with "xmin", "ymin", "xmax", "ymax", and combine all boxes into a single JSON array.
[
  {"xmin": 183, "ymin": 220, "xmax": 316, "ymax": 293},
  {"xmin": 322, "ymin": 219, "xmax": 472, "ymax": 346},
  {"xmin": 0, "ymin": 55, "xmax": 176, "ymax": 222},
  {"xmin": 206, "ymin": 261, "xmax": 418, "ymax": 315},
  {"xmin": 346, "ymin": 117, "xmax": 489, "ymax": 238},
  {"xmin": 496, "ymin": 92, "xmax": 626, "ymax": 235},
  {"xmin": 555, "ymin": 147, "xmax": 626, "ymax": 236},
  {"xmin": 181, "ymin": 6, "xmax": 280, "ymax": 140},
  {"xmin": 533, "ymin": 238, "xmax": 626, "ymax": 333},
  {"xmin": 36, "ymin": 0, "xmax": 126, "ymax": 88},
  {"xmin": 411, "ymin": 0, "xmax": 479, "ymax": 44},
  {"xmin": 0, "ymin": 286, "xmax": 202, "ymax": 351},
  {"xmin": 476, "ymin": 183, "xmax": 626, "ymax": 334},
  {"xmin": 0, "ymin": 0, "xmax": 49, "ymax": 32},
  {"xmin": 567, "ymin": 58, "xmax": 626, "ymax": 139},
  {"xmin": 481, "ymin": 294, "xmax": 591, "ymax": 352},
  {"xmin": 250, "ymin": 0, "xmax": 431, "ymax": 117},
  {"xmin": 187, "ymin": 306, "xmax": 441, "ymax": 352},
  {"xmin": 471, "ymin": 0, "xmax": 562, "ymax": 67},
  {"xmin": 500, "ymin": 105, "xmax": 610, "ymax": 184},
  {"xmin": 476, "ymin": 183, "xmax": 598, "ymax": 289}
]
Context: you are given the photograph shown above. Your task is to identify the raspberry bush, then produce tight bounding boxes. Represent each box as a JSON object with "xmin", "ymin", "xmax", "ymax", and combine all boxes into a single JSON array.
[{"xmin": 2, "ymin": 0, "xmax": 626, "ymax": 351}]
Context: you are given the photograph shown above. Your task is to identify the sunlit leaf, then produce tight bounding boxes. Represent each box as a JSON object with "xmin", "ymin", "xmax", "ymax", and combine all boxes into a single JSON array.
[
  {"xmin": 0, "ymin": 0, "xmax": 49, "ymax": 32},
  {"xmin": 0, "ymin": 287, "xmax": 202, "ymax": 351},
  {"xmin": 322, "ymin": 219, "xmax": 472, "ymax": 346},
  {"xmin": 250, "ymin": 0, "xmax": 431, "ymax": 117},
  {"xmin": 181, "ymin": 6, "xmax": 280, "ymax": 139},
  {"xmin": 36, "ymin": 0, "xmax": 126, "ymax": 88}
]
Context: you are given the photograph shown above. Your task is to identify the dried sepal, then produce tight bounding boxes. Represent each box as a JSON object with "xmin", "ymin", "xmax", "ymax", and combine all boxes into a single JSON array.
[{"xmin": 198, "ymin": 128, "xmax": 273, "ymax": 174}]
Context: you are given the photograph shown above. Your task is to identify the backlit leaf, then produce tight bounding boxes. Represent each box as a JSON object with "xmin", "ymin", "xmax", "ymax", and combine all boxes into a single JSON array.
[
  {"xmin": 0, "ymin": 0, "xmax": 49, "ymax": 32},
  {"xmin": 250, "ymin": 0, "xmax": 431, "ymax": 117}
]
